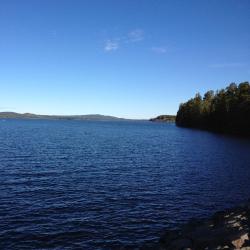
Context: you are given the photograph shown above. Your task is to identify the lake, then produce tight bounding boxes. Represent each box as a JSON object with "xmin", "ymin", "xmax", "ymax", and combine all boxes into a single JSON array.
[{"xmin": 0, "ymin": 119, "xmax": 250, "ymax": 249}]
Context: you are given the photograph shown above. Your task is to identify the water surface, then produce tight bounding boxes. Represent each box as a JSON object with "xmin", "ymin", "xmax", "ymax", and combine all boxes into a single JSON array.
[{"xmin": 0, "ymin": 120, "xmax": 250, "ymax": 249}]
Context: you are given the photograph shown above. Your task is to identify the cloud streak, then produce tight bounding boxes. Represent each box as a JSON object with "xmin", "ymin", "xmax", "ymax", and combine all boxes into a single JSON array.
[
  {"xmin": 104, "ymin": 40, "xmax": 119, "ymax": 52},
  {"xmin": 127, "ymin": 29, "xmax": 144, "ymax": 42},
  {"xmin": 104, "ymin": 29, "xmax": 144, "ymax": 52}
]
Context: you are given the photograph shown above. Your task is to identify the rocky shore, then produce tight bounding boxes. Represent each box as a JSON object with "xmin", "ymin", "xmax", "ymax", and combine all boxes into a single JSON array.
[{"xmin": 159, "ymin": 200, "xmax": 250, "ymax": 250}]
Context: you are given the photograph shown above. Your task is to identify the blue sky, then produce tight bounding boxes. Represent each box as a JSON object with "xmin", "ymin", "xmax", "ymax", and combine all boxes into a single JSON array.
[{"xmin": 0, "ymin": 0, "xmax": 249, "ymax": 119}]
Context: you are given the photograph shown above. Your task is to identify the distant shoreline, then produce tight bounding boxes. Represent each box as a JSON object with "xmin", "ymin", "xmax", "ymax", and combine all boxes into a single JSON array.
[
  {"xmin": 0, "ymin": 112, "xmax": 141, "ymax": 121},
  {"xmin": 150, "ymin": 115, "xmax": 176, "ymax": 122}
]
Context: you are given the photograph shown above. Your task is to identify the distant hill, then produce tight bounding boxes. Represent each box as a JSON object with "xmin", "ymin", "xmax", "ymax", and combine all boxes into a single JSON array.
[
  {"xmin": 0, "ymin": 112, "xmax": 130, "ymax": 121},
  {"xmin": 150, "ymin": 115, "xmax": 176, "ymax": 122}
]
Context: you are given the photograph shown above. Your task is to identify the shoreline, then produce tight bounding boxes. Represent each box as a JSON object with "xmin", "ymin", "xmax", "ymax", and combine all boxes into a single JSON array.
[{"xmin": 157, "ymin": 200, "xmax": 250, "ymax": 249}]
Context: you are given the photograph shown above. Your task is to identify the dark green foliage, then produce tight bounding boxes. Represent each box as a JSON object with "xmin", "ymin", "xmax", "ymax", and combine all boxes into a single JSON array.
[
  {"xmin": 150, "ymin": 115, "xmax": 176, "ymax": 122},
  {"xmin": 176, "ymin": 82, "xmax": 250, "ymax": 136}
]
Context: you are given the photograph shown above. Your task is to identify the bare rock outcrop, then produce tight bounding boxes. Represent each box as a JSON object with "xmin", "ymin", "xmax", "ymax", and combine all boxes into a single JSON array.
[{"xmin": 159, "ymin": 201, "xmax": 250, "ymax": 250}]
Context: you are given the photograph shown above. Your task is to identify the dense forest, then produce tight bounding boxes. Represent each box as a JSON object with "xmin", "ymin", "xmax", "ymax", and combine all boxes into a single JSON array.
[{"xmin": 176, "ymin": 82, "xmax": 250, "ymax": 136}]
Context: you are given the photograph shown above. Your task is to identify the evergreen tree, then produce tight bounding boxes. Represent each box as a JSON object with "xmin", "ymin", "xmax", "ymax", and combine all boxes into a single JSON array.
[{"xmin": 176, "ymin": 82, "xmax": 250, "ymax": 136}]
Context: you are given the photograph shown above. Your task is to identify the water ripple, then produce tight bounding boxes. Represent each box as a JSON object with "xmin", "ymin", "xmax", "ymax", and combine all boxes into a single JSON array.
[{"xmin": 0, "ymin": 120, "xmax": 250, "ymax": 249}]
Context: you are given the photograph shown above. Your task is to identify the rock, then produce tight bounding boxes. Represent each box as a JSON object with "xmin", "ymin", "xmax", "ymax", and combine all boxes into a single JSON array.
[
  {"xmin": 159, "ymin": 230, "xmax": 182, "ymax": 248},
  {"xmin": 231, "ymin": 233, "xmax": 249, "ymax": 248},
  {"xmin": 167, "ymin": 238, "xmax": 192, "ymax": 249},
  {"xmin": 242, "ymin": 239, "xmax": 250, "ymax": 247},
  {"xmin": 158, "ymin": 200, "xmax": 250, "ymax": 250},
  {"xmin": 213, "ymin": 211, "xmax": 226, "ymax": 226}
]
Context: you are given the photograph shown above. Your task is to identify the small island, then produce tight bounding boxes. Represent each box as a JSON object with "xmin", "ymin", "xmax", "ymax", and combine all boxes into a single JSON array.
[{"xmin": 150, "ymin": 115, "xmax": 176, "ymax": 122}]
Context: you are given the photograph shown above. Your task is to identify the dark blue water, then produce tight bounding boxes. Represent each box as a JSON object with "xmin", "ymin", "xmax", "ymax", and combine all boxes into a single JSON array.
[{"xmin": 0, "ymin": 119, "xmax": 250, "ymax": 249}]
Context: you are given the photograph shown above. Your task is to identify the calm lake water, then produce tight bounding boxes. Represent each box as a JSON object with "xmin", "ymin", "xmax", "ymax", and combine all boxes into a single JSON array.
[{"xmin": 0, "ymin": 119, "xmax": 250, "ymax": 249}]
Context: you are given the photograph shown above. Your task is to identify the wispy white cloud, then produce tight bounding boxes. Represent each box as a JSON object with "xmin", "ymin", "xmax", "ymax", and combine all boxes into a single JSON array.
[
  {"xmin": 151, "ymin": 47, "xmax": 167, "ymax": 54},
  {"xmin": 104, "ymin": 39, "xmax": 119, "ymax": 52},
  {"xmin": 209, "ymin": 62, "xmax": 245, "ymax": 68},
  {"xmin": 103, "ymin": 29, "xmax": 144, "ymax": 52},
  {"xmin": 127, "ymin": 29, "xmax": 144, "ymax": 42}
]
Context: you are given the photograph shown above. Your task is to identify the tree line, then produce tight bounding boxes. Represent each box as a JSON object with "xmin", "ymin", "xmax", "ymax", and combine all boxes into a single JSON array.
[
  {"xmin": 150, "ymin": 115, "xmax": 176, "ymax": 122},
  {"xmin": 176, "ymin": 82, "xmax": 250, "ymax": 136}
]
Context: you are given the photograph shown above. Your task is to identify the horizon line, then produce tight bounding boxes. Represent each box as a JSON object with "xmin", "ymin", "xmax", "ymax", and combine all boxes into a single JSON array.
[{"xmin": 0, "ymin": 111, "xmax": 176, "ymax": 120}]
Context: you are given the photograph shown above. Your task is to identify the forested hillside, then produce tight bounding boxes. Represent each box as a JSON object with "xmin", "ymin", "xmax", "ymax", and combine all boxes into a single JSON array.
[
  {"xmin": 176, "ymin": 82, "xmax": 250, "ymax": 136},
  {"xmin": 150, "ymin": 115, "xmax": 176, "ymax": 122}
]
